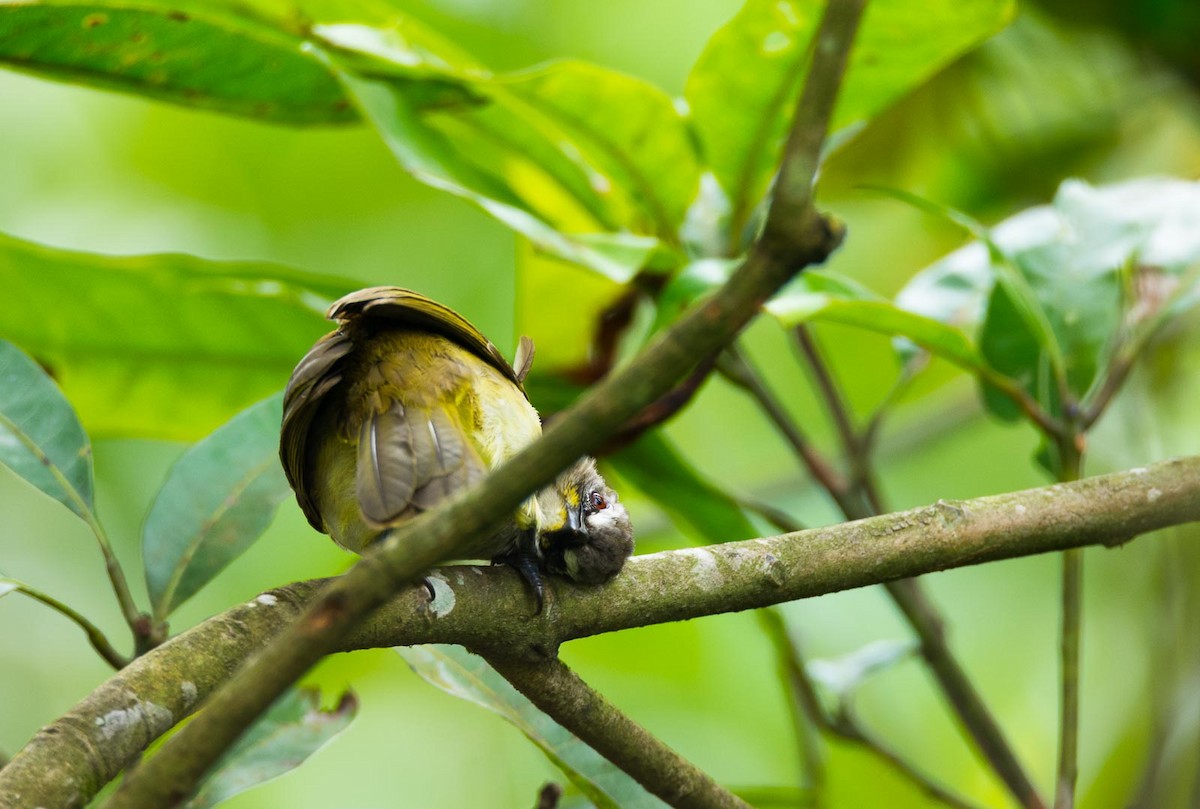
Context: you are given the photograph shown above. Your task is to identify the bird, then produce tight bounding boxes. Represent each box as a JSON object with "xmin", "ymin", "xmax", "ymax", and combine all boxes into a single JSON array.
[{"xmin": 279, "ymin": 286, "xmax": 633, "ymax": 610}]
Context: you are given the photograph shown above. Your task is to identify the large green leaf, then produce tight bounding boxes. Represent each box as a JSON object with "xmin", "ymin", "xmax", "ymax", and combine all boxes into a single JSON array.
[
  {"xmin": 143, "ymin": 393, "xmax": 290, "ymax": 620},
  {"xmin": 399, "ymin": 645, "xmax": 665, "ymax": 809},
  {"xmin": 0, "ymin": 232, "xmax": 351, "ymax": 440},
  {"xmin": 0, "ymin": 0, "xmax": 379, "ymax": 123},
  {"xmin": 0, "ymin": 337, "xmax": 94, "ymax": 520},
  {"xmin": 685, "ymin": 0, "xmax": 1015, "ymax": 245},
  {"xmin": 315, "ymin": 30, "xmax": 696, "ymax": 279},
  {"xmin": 183, "ymin": 687, "xmax": 356, "ymax": 809}
]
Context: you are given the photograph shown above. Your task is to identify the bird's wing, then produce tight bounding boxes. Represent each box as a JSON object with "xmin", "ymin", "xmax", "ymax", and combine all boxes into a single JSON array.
[
  {"xmin": 355, "ymin": 399, "xmax": 486, "ymax": 527},
  {"xmin": 512, "ymin": 336, "xmax": 535, "ymax": 384},
  {"xmin": 328, "ymin": 287, "xmax": 527, "ymax": 394},
  {"xmin": 280, "ymin": 329, "xmax": 354, "ymax": 532}
]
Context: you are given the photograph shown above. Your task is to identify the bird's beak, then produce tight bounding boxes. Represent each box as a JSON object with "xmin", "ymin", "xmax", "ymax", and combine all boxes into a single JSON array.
[{"xmin": 562, "ymin": 502, "xmax": 588, "ymax": 545}]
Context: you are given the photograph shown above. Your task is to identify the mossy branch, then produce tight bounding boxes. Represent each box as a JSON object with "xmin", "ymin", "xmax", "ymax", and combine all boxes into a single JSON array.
[{"xmin": 2, "ymin": 456, "xmax": 1198, "ymax": 808}]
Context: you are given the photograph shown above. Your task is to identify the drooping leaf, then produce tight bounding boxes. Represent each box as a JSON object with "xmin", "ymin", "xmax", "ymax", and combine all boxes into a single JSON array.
[
  {"xmin": 143, "ymin": 393, "xmax": 291, "ymax": 620},
  {"xmin": 0, "ymin": 0, "xmax": 369, "ymax": 124},
  {"xmin": 183, "ymin": 687, "xmax": 356, "ymax": 809},
  {"xmin": 314, "ymin": 31, "xmax": 696, "ymax": 278},
  {"xmin": 399, "ymin": 645, "xmax": 666, "ymax": 809},
  {"xmin": 0, "ymin": 337, "xmax": 94, "ymax": 521},
  {"xmin": 685, "ymin": 0, "xmax": 1015, "ymax": 244},
  {"xmin": 0, "ymin": 231, "xmax": 351, "ymax": 440}
]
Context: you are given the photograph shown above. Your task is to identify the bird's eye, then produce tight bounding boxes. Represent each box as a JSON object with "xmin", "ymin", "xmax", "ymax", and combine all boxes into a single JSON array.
[{"xmin": 590, "ymin": 491, "xmax": 607, "ymax": 510}]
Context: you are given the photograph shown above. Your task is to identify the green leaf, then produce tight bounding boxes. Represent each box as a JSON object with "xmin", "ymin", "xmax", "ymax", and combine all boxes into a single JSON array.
[
  {"xmin": 685, "ymin": 0, "xmax": 1015, "ymax": 244},
  {"xmin": 898, "ymin": 178, "xmax": 1200, "ymax": 419},
  {"xmin": 498, "ymin": 60, "xmax": 702, "ymax": 235},
  {"xmin": 315, "ymin": 32, "xmax": 696, "ymax": 278},
  {"xmin": 0, "ymin": 231, "xmax": 350, "ymax": 440},
  {"xmin": 0, "ymin": 0, "xmax": 362, "ymax": 124},
  {"xmin": 399, "ymin": 645, "xmax": 666, "ymax": 809},
  {"xmin": 184, "ymin": 687, "xmax": 356, "ymax": 809},
  {"xmin": 143, "ymin": 393, "xmax": 291, "ymax": 620},
  {"xmin": 807, "ymin": 639, "xmax": 917, "ymax": 701},
  {"xmin": 609, "ymin": 430, "xmax": 759, "ymax": 543},
  {"xmin": 0, "ymin": 337, "xmax": 94, "ymax": 521}
]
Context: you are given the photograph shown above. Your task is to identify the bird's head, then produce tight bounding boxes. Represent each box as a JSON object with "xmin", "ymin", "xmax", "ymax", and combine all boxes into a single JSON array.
[{"xmin": 539, "ymin": 458, "xmax": 633, "ymax": 585}]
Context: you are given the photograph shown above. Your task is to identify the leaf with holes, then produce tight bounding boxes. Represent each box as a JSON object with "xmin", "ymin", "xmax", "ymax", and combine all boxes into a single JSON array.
[{"xmin": 143, "ymin": 393, "xmax": 291, "ymax": 620}]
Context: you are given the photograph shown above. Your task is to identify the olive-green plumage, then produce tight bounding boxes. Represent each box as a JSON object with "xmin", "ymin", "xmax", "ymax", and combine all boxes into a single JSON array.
[{"xmin": 279, "ymin": 287, "xmax": 633, "ymax": 593}]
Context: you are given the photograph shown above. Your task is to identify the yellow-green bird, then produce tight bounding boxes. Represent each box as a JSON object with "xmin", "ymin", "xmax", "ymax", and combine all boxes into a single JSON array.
[{"xmin": 279, "ymin": 287, "xmax": 633, "ymax": 608}]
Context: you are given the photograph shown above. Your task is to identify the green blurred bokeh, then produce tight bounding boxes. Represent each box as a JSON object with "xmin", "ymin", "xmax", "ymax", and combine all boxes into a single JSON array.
[{"xmin": 2, "ymin": 1, "xmax": 1200, "ymax": 807}]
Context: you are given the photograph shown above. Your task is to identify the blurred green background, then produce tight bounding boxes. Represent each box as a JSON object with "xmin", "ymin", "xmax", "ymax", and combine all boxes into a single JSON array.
[{"xmin": 2, "ymin": 0, "xmax": 1200, "ymax": 806}]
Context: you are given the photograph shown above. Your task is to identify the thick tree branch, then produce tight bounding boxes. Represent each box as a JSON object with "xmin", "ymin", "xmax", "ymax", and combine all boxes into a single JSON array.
[{"xmin": 3, "ymin": 456, "xmax": 1198, "ymax": 808}]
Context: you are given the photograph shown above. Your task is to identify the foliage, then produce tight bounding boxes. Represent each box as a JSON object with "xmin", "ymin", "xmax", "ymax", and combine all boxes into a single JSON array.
[{"xmin": 0, "ymin": 0, "xmax": 1197, "ymax": 807}]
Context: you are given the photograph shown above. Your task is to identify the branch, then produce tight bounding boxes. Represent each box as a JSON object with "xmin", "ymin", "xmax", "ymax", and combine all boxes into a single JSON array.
[
  {"xmin": 4, "ymin": 456, "xmax": 1197, "ymax": 808},
  {"xmin": 489, "ymin": 656, "xmax": 749, "ymax": 809}
]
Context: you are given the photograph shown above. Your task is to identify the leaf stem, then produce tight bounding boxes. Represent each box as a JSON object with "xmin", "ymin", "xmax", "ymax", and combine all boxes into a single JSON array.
[{"xmin": 2, "ymin": 578, "xmax": 129, "ymax": 669}]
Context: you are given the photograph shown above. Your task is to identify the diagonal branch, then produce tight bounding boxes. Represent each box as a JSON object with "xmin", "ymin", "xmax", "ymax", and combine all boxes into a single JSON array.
[
  {"xmin": 488, "ymin": 655, "xmax": 749, "ymax": 809},
  {"xmin": 101, "ymin": 0, "xmax": 860, "ymax": 803},
  {"xmin": 3, "ymin": 456, "xmax": 1197, "ymax": 808}
]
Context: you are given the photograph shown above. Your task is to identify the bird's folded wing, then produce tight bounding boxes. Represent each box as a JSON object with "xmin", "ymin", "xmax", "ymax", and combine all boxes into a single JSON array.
[
  {"xmin": 356, "ymin": 400, "xmax": 486, "ymax": 527},
  {"xmin": 280, "ymin": 330, "xmax": 353, "ymax": 531}
]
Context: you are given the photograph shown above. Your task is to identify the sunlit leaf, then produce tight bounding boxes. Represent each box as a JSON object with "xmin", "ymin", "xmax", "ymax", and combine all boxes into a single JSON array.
[
  {"xmin": 685, "ymin": 0, "xmax": 1015, "ymax": 246},
  {"xmin": 400, "ymin": 645, "xmax": 665, "ymax": 809},
  {"xmin": 143, "ymin": 393, "xmax": 291, "ymax": 620},
  {"xmin": 316, "ymin": 30, "xmax": 696, "ymax": 278},
  {"xmin": 0, "ymin": 0, "xmax": 371, "ymax": 123},
  {"xmin": 0, "ymin": 231, "xmax": 350, "ymax": 440},
  {"xmin": 0, "ymin": 337, "xmax": 94, "ymax": 521},
  {"xmin": 498, "ymin": 60, "xmax": 702, "ymax": 235},
  {"xmin": 183, "ymin": 687, "xmax": 356, "ymax": 809},
  {"xmin": 807, "ymin": 639, "xmax": 917, "ymax": 700}
]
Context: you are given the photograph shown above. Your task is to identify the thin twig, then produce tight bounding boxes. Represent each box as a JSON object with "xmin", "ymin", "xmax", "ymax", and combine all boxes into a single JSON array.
[
  {"xmin": 717, "ymin": 344, "xmax": 854, "ymax": 510},
  {"xmin": 1054, "ymin": 438, "xmax": 1084, "ymax": 809},
  {"xmin": 490, "ymin": 655, "xmax": 749, "ymax": 809},
  {"xmin": 3, "ymin": 580, "xmax": 129, "ymax": 669},
  {"xmin": 744, "ymin": 345, "xmax": 1046, "ymax": 801},
  {"xmin": 758, "ymin": 609, "xmax": 827, "ymax": 796}
]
